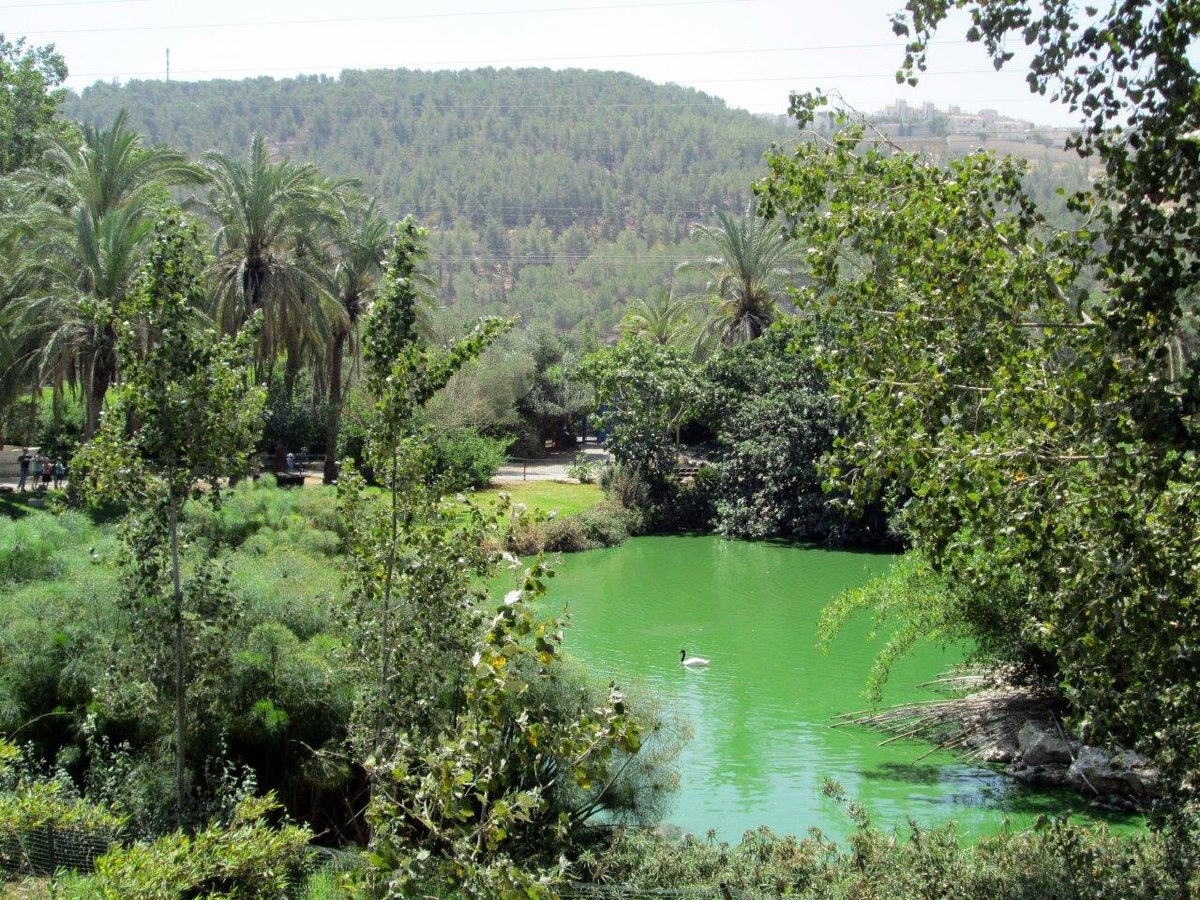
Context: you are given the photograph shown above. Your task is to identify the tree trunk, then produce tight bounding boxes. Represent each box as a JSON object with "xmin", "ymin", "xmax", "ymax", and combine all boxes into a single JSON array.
[
  {"xmin": 373, "ymin": 445, "xmax": 401, "ymax": 755},
  {"xmin": 276, "ymin": 352, "xmax": 301, "ymax": 473},
  {"xmin": 84, "ymin": 326, "xmax": 117, "ymax": 440},
  {"xmin": 323, "ymin": 329, "xmax": 347, "ymax": 483},
  {"xmin": 52, "ymin": 383, "xmax": 62, "ymax": 438},
  {"xmin": 28, "ymin": 380, "xmax": 38, "ymax": 445},
  {"xmin": 169, "ymin": 485, "xmax": 187, "ymax": 828},
  {"xmin": 86, "ymin": 368, "xmax": 109, "ymax": 439}
]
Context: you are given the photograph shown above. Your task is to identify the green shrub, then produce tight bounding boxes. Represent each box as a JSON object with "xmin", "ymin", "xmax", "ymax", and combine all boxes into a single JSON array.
[
  {"xmin": 0, "ymin": 782, "xmax": 125, "ymax": 877},
  {"xmin": 0, "ymin": 740, "xmax": 126, "ymax": 878},
  {"xmin": 426, "ymin": 426, "xmax": 513, "ymax": 491},
  {"xmin": 230, "ymin": 550, "xmax": 341, "ymax": 640},
  {"xmin": 540, "ymin": 514, "xmax": 591, "ymax": 551},
  {"xmin": 0, "ymin": 576, "xmax": 116, "ymax": 757},
  {"xmin": 186, "ymin": 481, "xmax": 342, "ymax": 553},
  {"xmin": 518, "ymin": 657, "xmax": 683, "ymax": 829},
  {"xmin": 361, "ymin": 566, "xmax": 648, "ymax": 896},
  {"xmin": 230, "ymin": 626, "xmax": 354, "ymax": 766},
  {"xmin": 530, "ymin": 502, "xmax": 639, "ymax": 552},
  {"xmin": 79, "ymin": 733, "xmax": 182, "ymax": 840},
  {"xmin": 575, "ymin": 501, "xmax": 639, "ymax": 546},
  {"xmin": 567, "ymin": 454, "xmax": 600, "ymax": 484},
  {"xmin": 87, "ymin": 794, "xmax": 312, "ymax": 899},
  {"xmin": 581, "ymin": 808, "xmax": 1200, "ymax": 899},
  {"xmin": 300, "ymin": 867, "xmax": 348, "ymax": 899},
  {"xmin": 294, "ymin": 525, "xmax": 339, "ymax": 558},
  {"xmin": 600, "ymin": 461, "xmax": 652, "ymax": 513},
  {"xmin": 0, "ymin": 512, "xmax": 93, "ymax": 584}
]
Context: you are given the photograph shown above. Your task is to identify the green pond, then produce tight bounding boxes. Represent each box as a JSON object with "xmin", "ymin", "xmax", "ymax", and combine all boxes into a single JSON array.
[{"xmin": 536, "ymin": 535, "xmax": 1142, "ymax": 844}]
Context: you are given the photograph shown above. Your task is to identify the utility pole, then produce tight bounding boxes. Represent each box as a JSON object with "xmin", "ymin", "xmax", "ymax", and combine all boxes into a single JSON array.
[{"xmin": 166, "ymin": 48, "xmax": 170, "ymax": 82}]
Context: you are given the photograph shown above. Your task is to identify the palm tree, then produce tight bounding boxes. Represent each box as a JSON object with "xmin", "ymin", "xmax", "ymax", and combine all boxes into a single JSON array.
[
  {"xmin": 16, "ymin": 113, "xmax": 203, "ymax": 437},
  {"xmin": 322, "ymin": 195, "xmax": 389, "ymax": 482},
  {"xmin": 618, "ymin": 286, "xmax": 695, "ymax": 347},
  {"xmin": 25, "ymin": 202, "xmax": 154, "ymax": 437},
  {"xmin": 683, "ymin": 198, "xmax": 803, "ymax": 348},
  {"xmin": 0, "ymin": 198, "xmax": 40, "ymax": 437},
  {"xmin": 199, "ymin": 138, "xmax": 351, "ymax": 471},
  {"xmin": 35, "ymin": 110, "xmax": 201, "ymax": 224},
  {"xmin": 199, "ymin": 135, "xmax": 346, "ymax": 375}
]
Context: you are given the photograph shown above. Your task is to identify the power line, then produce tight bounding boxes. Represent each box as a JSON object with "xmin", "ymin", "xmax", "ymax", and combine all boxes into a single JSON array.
[
  {"xmin": 19, "ymin": 0, "xmax": 752, "ymax": 36},
  {"xmin": 74, "ymin": 70, "xmax": 1025, "ymax": 94},
  {"xmin": 67, "ymin": 40, "xmax": 972, "ymax": 80},
  {"xmin": 0, "ymin": 0, "xmax": 147, "ymax": 8},
  {"xmin": 684, "ymin": 69, "xmax": 1026, "ymax": 86},
  {"xmin": 71, "ymin": 96, "xmax": 767, "ymax": 111},
  {"xmin": 65, "ymin": 74, "xmax": 1019, "ymax": 114}
]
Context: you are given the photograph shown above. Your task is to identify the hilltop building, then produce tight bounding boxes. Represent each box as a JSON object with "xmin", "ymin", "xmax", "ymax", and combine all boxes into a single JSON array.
[{"xmin": 873, "ymin": 99, "xmax": 1034, "ymax": 142}]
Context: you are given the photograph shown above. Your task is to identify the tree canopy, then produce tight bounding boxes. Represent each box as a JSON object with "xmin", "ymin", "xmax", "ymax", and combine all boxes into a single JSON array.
[
  {"xmin": 758, "ymin": 0, "xmax": 1200, "ymax": 787},
  {"xmin": 0, "ymin": 34, "xmax": 67, "ymax": 175}
]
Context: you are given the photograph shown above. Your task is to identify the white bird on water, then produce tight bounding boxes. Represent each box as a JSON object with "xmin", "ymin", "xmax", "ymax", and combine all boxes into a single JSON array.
[{"xmin": 680, "ymin": 649, "xmax": 709, "ymax": 668}]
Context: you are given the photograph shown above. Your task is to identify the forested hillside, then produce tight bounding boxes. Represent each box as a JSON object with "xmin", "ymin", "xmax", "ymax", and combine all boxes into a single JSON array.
[
  {"xmin": 64, "ymin": 69, "xmax": 795, "ymax": 332},
  {"xmin": 64, "ymin": 68, "xmax": 786, "ymax": 231}
]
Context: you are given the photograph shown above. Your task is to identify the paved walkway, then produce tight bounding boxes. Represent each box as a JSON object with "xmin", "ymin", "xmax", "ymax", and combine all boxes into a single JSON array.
[
  {"xmin": 492, "ymin": 446, "xmax": 610, "ymax": 483},
  {"xmin": 0, "ymin": 477, "xmax": 66, "ymax": 494},
  {"xmin": 1, "ymin": 446, "xmax": 614, "ymax": 492}
]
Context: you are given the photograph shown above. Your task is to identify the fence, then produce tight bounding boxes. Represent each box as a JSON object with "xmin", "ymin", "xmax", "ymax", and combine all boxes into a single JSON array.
[
  {"xmin": 257, "ymin": 453, "xmax": 324, "ymax": 472},
  {"xmin": 0, "ymin": 824, "xmax": 119, "ymax": 877},
  {"xmin": 0, "ymin": 455, "xmax": 53, "ymax": 482},
  {"xmin": 503, "ymin": 457, "xmax": 542, "ymax": 481}
]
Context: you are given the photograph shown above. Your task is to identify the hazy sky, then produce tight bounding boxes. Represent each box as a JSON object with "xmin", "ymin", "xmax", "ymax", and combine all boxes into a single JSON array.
[{"xmin": 8, "ymin": 0, "xmax": 1080, "ymax": 126}]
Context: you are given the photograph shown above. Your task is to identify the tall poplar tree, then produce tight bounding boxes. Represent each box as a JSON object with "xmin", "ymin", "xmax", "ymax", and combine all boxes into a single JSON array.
[{"xmin": 75, "ymin": 217, "xmax": 264, "ymax": 825}]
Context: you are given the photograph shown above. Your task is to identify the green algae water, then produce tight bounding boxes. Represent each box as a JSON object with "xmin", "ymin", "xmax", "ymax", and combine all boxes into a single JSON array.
[{"xmin": 538, "ymin": 535, "xmax": 1141, "ymax": 844}]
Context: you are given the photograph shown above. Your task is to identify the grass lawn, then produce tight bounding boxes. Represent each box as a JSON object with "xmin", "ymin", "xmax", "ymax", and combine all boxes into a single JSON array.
[{"xmin": 470, "ymin": 480, "xmax": 603, "ymax": 519}]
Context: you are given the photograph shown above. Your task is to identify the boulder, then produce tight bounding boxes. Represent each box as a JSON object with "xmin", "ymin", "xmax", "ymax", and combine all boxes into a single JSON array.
[
  {"xmin": 1017, "ymin": 721, "xmax": 1074, "ymax": 766},
  {"xmin": 1067, "ymin": 746, "xmax": 1160, "ymax": 797},
  {"xmin": 1008, "ymin": 762, "xmax": 1068, "ymax": 787},
  {"xmin": 967, "ymin": 728, "xmax": 1020, "ymax": 763},
  {"xmin": 978, "ymin": 739, "xmax": 1019, "ymax": 764}
]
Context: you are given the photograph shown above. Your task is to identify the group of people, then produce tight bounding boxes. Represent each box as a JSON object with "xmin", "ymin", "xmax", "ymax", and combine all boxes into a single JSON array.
[{"xmin": 16, "ymin": 449, "xmax": 65, "ymax": 492}]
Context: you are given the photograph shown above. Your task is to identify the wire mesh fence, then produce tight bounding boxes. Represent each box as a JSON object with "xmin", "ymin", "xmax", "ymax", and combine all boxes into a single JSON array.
[
  {"xmin": 308, "ymin": 844, "xmax": 364, "ymax": 876},
  {"xmin": 0, "ymin": 824, "xmax": 119, "ymax": 877}
]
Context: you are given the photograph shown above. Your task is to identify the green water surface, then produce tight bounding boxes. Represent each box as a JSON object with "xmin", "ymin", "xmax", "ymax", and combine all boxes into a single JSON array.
[{"xmin": 538, "ymin": 535, "xmax": 1141, "ymax": 844}]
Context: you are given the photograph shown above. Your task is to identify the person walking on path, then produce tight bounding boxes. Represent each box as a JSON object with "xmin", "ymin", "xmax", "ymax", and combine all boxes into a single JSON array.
[
  {"xmin": 40, "ymin": 455, "xmax": 52, "ymax": 490},
  {"xmin": 30, "ymin": 454, "xmax": 42, "ymax": 491},
  {"xmin": 17, "ymin": 448, "xmax": 31, "ymax": 491},
  {"xmin": 53, "ymin": 458, "xmax": 65, "ymax": 489}
]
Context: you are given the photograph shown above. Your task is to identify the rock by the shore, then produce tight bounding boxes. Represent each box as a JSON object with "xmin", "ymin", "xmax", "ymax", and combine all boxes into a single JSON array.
[
  {"xmin": 846, "ymin": 682, "xmax": 1162, "ymax": 806},
  {"xmin": 1009, "ymin": 762, "xmax": 1069, "ymax": 787},
  {"xmin": 965, "ymin": 727, "xmax": 1019, "ymax": 763},
  {"xmin": 1067, "ymin": 746, "xmax": 1160, "ymax": 798},
  {"xmin": 1016, "ymin": 722, "xmax": 1077, "ymax": 766},
  {"xmin": 1004, "ymin": 727, "xmax": 1160, "ymax": 804}
]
